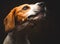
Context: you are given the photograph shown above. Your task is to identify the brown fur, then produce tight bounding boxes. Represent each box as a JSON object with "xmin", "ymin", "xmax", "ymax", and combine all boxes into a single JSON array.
[{"xmin": 4, "ymin": 4, "xmax": 30, "ymax": 32}]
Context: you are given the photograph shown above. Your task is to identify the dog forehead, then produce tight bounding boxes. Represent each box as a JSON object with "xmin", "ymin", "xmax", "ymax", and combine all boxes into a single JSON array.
[
  {"xmin": 16, "ymin": 3, "xmax": 36, "ymax": 9},
  {"xmin": 16, "ymin": 4, "xmax": 29, "ymax": 9}
]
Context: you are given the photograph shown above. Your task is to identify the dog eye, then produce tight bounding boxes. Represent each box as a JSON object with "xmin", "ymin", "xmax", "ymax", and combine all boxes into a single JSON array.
[{"xmin": 22, "ymin": 6, "xmax": 29, "ymax": 10}]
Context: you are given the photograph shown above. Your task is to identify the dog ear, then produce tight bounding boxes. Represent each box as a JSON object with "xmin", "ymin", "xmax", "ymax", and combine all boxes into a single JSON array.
[{"xmin": 4, "ymin": 7, "xmax": 16, "ymax": 32}]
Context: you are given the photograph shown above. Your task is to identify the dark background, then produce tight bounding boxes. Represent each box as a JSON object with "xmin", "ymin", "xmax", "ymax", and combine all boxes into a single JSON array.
[{"xmin": 0, "ymin": 0, "xmax": 59, "ymax": 44}]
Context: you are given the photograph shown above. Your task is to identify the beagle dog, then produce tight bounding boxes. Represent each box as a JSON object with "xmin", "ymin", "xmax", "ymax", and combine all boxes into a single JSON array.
[{"xmin": 3, "ymin": 2, "xmax": 46, "ymax": 44}]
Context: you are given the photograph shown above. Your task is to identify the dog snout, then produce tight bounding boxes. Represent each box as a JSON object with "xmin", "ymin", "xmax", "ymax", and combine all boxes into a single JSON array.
[{"xmin": 37, "ymin": 2, "xmax": 45, "ymax": 7}]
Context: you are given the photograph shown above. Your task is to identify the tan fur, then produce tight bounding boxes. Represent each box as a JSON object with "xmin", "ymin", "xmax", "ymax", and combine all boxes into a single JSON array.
[{"xmin": 4, "ymin": 4, "xmax": 30, "ymax": 32}]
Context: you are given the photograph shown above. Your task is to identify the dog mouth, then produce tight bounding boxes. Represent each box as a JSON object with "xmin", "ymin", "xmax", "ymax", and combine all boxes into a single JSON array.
[{"xmin": 27, "ymin": 9, "xmax": 46, "ymax": 21}]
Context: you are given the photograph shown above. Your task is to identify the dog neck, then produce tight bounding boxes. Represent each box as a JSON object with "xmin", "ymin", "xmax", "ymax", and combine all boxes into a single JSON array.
[{"xmin": 6, "ymin": 30, "xmax": 30, "ymax": 44}]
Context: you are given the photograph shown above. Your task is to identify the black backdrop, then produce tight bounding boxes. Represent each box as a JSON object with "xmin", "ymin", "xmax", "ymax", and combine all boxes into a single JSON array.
[{"xmin": 0, "ymin": 0, "xmax": 59, "ymax": 44}]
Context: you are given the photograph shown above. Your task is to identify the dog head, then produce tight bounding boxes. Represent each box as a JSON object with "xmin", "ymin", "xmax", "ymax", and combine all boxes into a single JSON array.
[{"xmin": 4, "ymin": 2, "xmax": 46, "ymax": 32}]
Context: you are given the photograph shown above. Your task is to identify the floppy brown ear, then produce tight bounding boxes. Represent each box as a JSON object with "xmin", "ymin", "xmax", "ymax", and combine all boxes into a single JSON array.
[{"xmin": 4, "ymin": 7, "xmax": 16, "ymax": 32}]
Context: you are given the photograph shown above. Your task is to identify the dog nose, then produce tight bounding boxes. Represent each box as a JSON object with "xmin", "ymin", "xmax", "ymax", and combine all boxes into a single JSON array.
[{"xmin": 37, "ymin": 2, "xmax": 45, "ymax": 7}]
